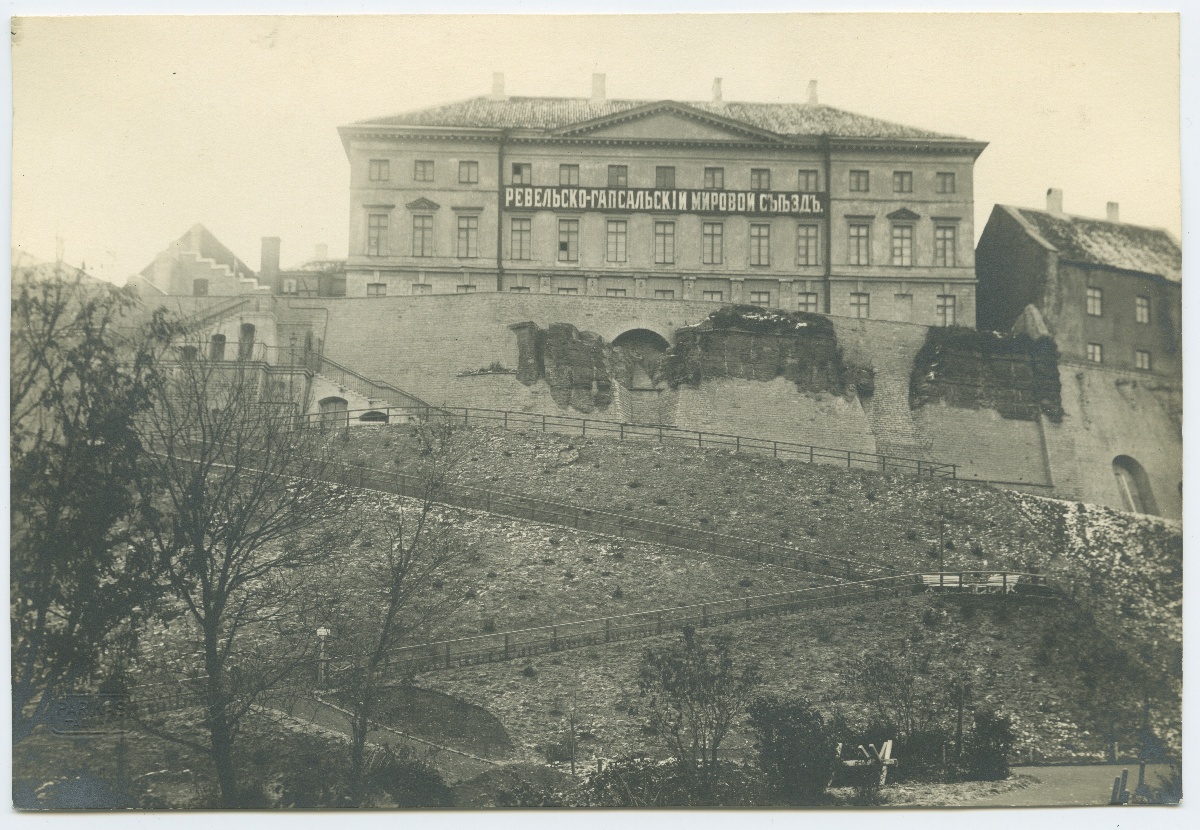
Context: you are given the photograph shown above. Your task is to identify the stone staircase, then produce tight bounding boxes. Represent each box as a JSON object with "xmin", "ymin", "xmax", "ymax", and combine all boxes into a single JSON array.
[{"xmin": 862, "ymin": 348, "xmax": 935, "ymax": 462}]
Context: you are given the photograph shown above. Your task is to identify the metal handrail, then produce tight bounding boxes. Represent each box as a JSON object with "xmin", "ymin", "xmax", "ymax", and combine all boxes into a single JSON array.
[{"xmin": 306, "ymin": 403, "xmax": 958, "ymax": 479}]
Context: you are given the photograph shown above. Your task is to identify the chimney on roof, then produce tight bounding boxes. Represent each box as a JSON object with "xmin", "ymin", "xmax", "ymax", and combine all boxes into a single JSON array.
[
  {"xmin": 490, "ymin": 72, "xmax": 506, "ymax": 101},
  {"xmin": 314, "ymin": 243, "xmax": 328, "ymax": 261},
  {"xmin": 1046, "ymin": 188, "xmax": 1064, "ymax": 216},
  {"xmin": 261, "ymin": 237, "xmax": 281, "ymax": 289},
  {"xmin": 807, "ymin": 80, "xmax": 818, "ymax": 106},
  {"xmin": 712, "ymin": 77, "xmax": 723, "ymax": 103},
  {"xmin": 591, "ymin": 73, "xmax": 606, "ymax": 104},
  {"xmin": 1106, "ymin": 202, "xmax": 1120, "ymax": 223}
]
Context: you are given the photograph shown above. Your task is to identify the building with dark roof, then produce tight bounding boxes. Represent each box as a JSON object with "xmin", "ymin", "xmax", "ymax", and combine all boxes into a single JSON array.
[
  {"xmin": 976, "ymin": 189, "xmax": 1181, "ymax": 378},
  {"xmin": 338, "ymin": 74, "xmax": 987, "ymax": 326}
]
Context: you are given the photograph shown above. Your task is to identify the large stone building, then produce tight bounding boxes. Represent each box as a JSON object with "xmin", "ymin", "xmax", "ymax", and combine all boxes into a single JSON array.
[{"xmin": 338, "ymin": 74, "xmax": 986, "ymax": 327}]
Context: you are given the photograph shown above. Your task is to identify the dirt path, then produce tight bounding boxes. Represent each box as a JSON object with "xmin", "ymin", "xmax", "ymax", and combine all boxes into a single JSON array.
[{"xmin": 955, "ymin": 764, "xmax": 1171, "ymax": 807}]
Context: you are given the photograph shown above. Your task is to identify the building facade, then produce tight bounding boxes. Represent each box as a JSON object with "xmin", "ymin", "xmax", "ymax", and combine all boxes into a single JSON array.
[
  {"xmin": 976, "ymin": 190, "xmax": 1182, "ymax": 379},
  {"xmin": 338, "ymin": 75, "xmax": 987, "ymax": 327}
]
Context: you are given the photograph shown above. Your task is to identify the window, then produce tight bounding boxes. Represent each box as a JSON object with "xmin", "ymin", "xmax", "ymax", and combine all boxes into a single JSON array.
[
  {"xmin": 237, "ymin": 323, "xmax": 253, "ymax": 362},
  {"xmin": 558, "ymin": 219, "xmax": 579, "ymax": 262},
  {"xmin": 282, "ymin": 279, "xmax": 298, "ymax": 295},
  {"xmin": 849, "ymin": 223, "xmax": 871, "ymax": 265},
  {"xmin": 559, "ymin": 164, "xmax": 580, "ymax": 186},
  {"xmin": 749, "ymin": 224, "xmax": 771, "ymax": 266},
  {"xmin": 654, "ymin": 289, "xmax": 675, "ymax": 300},
  {"xmin": 366, "ymin": 283, "xmax": 386, "ymax": 297},
  {"xmin": 797, "ymin": 224, "xmax": 820, "ymax": 266},
  {"xmin": 850, "ymin": 292, "xmax": 870, "ymax": 319},
  {"xmin": 936, "ymin": 172, "xmax": 956, "ymax": 194},
  {"xmin": 209, "ymin": 333, "xmax": 226, "ymax": 360},
  {"xmin": 457, "ymin": 215, "xmax": 479, "ymax": 258},
  {"xmin": 1086, "ymin": 286, "xmax": 1103, "ymax": 317},
  {"xmin": 750, "ymin": 291, "xmax": 771, "ymax": 306},
  {"xmin": 893, "ymin": 171, "xmax": 912, "ymax": 193},
  {"xmin": 369, "ymin": 159, "xmax": 390, "ymax": 182},
  {"xmin": 606, "ymin": 288, "xmax": 628, "ymax": 297},
  {"xmin": 891, "ymin": 225, "xmax": 913, "ymax": 267},
  {"xmin": 850, "ymin": 170, "xmax": 870, "ymax": 192},
  {"xmin": 937, "ymin": 295, "xmax": 957, "ymax": 327},
  {"xmin": 459, "ymin": 160, "xmax": 479, "ymax": 184},
  {"xmin": 606, "ymin": 220, "xmax": 627, "ymax": 263},
  {"xmin": 1135, "ymin": 350, "xmax": 1152, "ymax": 371},
  {"xmin": 750, "ymin": 168, "xmax": 771, "ymax": 191},
  {"xmin": 511, "ymin": 218, "xmax": 532, "ymax": 260},
  {"xmin": 702, "ymin": 222, "xmax": 724, "ymax": 265},
  {"xmin": 509, "ymin": 285, "xmax": 531, "ymax": 293},
  {"xmin": 456, "ymin": 284, "xmax": 477, "ymax": 293},
  {"xmin": 1136, "ymin": 296, "xmax": 1150, "ymax": 324},
  {"xmin": 702, "ymin": 290, "xmax": 724, "ymax": 302},
  {"xmin": 704, "ymin": 167, "xmax": 725, "ymax": 189},
  {"xmin": 414, "ymin": 160, "xmax": 434, "ymax": 181},
  {"xmin": 557, "ymin": 287, "xmax": 578, "ymax": 295},
  {"xmin": 655, "ymin": 166, "xmax": 675, "ymax": 189},
  {"xmin": 411, "ymin": 283, "xmax": 432, "ymax": 296},
  {"xmin": 511, "ymin": 163, "xmax": 532, "ymax": 185},
  {"xmin": 934, "ymin": 225, "xmax": 956, "ymax": 267},
  {"xmin": 797, "ymin": 292, "xmax": 819, "ymax": 313},
  {"xmin": 654, "ymin": 221, "xmax": 676, "ymax": 264},
  {"xmin": 1086, "ymin": 343, "xmax": 1103, "ymax": 363},
  {"xmin": 608, "ymin": 165, "xmax": 628, "ymax": 187},
  {"xmin": 192, "ymin": 278, "xmax": 208, "ymax": 296},
  {"xmin": 367, "ymin": 213, "xmax": 388, "ymax": 256},
  {"xmin": 798, "ymin": 169, "xmax": 819, "ymax": 192},
  {"xmin": 411, "ymin": 215, "xmax": 433, "ymax": 257}
]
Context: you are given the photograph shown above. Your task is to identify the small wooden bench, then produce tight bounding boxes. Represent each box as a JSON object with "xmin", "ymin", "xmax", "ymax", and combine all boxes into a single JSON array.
[{"xmin": 985, "ymin": 573, "xmax": 1018, "ymax": 594}]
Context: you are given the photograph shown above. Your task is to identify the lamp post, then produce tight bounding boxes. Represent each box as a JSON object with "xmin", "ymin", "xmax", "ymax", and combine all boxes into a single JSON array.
[{"xmin": 316, "ymin": 627, "xmax": 330, "ymax": 687}]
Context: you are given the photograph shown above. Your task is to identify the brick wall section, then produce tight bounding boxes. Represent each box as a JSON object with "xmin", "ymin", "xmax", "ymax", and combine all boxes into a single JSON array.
[
  {"xmin": 1045, "ymin": 362, "xmax": 1182, "ymax": 518},
  {"xmin": 672, "ymin": 377, "xmax": 878, "ymax": 455},
  {"xmin": 831, "ymin": 317, "xmax": 934, "ymax": 458},
  {"xmin": 913, "ymin": 403, "xmax": 1051, "ymax": 486}
]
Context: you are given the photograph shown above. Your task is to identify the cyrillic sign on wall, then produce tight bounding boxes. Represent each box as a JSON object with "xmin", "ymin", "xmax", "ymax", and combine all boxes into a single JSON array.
[{"xmin": 502, "ymin": 186, "xmax": 826, "ymax": 217}]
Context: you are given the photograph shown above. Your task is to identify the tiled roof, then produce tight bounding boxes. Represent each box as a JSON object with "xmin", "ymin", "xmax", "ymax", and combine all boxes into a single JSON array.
[
  {"xmin": 358, "ymin": 96, "xmax": 971, "ymax": 141},
  {"xmin": 1014, "ymin": 208, "xmax": 1181, "ymax": 283}
]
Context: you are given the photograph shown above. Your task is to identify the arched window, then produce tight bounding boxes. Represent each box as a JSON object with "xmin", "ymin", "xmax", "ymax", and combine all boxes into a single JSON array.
[
  {"xmin": 359, "ymin": 410, "xmax": 389, "ymax": 423},
  {"xmin": 238, "ymin": 323, "xmax": 256, "ymax": 360},
  {"xmin": 1112, "ymin": 455, "xmax": 1159, "ymax": 515},
  {"xmin": 179, "ymin": 345, "xmax": 198, "ymax": 362},
  {"xmin": 209, "ymin": 333, "xmax": 226, "ymax": 361}
]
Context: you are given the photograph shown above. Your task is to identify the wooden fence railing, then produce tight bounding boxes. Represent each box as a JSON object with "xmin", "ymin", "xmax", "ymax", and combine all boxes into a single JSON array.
[{"xmin": 356, "ymin": 571, "xmax": 1062, "ymax": 678}]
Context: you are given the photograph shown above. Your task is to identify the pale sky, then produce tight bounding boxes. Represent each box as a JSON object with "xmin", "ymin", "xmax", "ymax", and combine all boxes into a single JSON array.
[{"xmin": 10, "ymin": 12, "xmax": 1182, "ymax": 285}]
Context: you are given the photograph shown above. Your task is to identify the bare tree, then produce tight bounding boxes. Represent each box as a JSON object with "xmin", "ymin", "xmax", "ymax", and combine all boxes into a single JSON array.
[
  {"xmin": 134, "ymin": 352, "xmax": 348, "ymax": 806},
  {"xmin": 10, "ymin": 264, "xmax": 176, "ymax": 741},
  {"xmin": 638, "ymin": 626, "xmax": 761, "ymax": 775},
  {"xmin": 314, "ymin": 423, "xmax": 471, "ymax": 806}
]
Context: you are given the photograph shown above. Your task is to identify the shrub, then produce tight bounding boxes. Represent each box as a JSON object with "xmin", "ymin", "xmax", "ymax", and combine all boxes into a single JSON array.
[
  {"xmin": 482, "ymin": 618, "xmax": 497, "ymax": 634},
  {"xmin": 584, "ymin": 758, "xmax": 764, "ymax": 807},
  {"xmin": 521, "ymin": 665, "xmax": 538, "ymax": 679},
  {"xmin": 748, "ymin": 695, "xmax": 838, "ymax": 805},
  {"xmin": 612, "ymin": 587, "xmax": 624, "ymax": 600},
  {"xmin": 813, "ymin": 621, "xmax": 835, "ymax": 644},
  {"xmin": 962, "ymin": 709, "xmax": 1015, "ymax": 781},
  {"xmin": 738, "ymin": 577, "xmax": 753, "ymax": 588},
  {"xmin": 627, "ymin": 480, "xmax": 643, "ymax": 489}
]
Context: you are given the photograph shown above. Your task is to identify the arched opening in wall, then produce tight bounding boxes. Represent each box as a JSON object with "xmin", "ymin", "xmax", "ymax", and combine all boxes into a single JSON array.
[
  {"xmin": 193, "ymin": 278, "xmax": 209, "ymax": 297},
  {"xmin": 1112, "ymin": 455, "xmax": 1159, "ymax": 515},
  {"xmin": 209, "ymin": 333, "xmax": 226, "ymax": 361},
  {"xmin": 239, "ymin": 323, "xmax": 257, "ymax": 360},
  {"xmin": 612, "ymin": 328, "xmax": 671, "ymax": 389},
  {"xmin": 178, "ymin": 345, "xmax": 198, "ymax": 362},
  {"xmin": 318, "ymin": 396, "xmax": 349, "ymax": 431},
  {"xmin": 359, "ymin": 410, "xmax": 389, "ymax": 424}
]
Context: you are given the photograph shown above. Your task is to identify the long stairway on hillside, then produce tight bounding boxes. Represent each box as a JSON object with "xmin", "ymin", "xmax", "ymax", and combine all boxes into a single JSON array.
[{"xmin": 863, "ymin": 342, "xmax": 935, "ymax": 461}]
